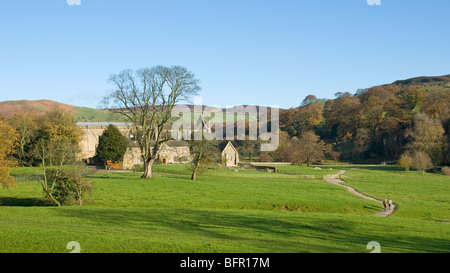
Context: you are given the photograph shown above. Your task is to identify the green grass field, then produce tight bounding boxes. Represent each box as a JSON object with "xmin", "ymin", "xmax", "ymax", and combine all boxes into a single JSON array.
[
  {"xmin": 72, "ymin": 106, "xmax": 126, "ymax": 122},
  {"xmin": 0, "ymin": 164, "xmax": 448, "ymax": 253}
]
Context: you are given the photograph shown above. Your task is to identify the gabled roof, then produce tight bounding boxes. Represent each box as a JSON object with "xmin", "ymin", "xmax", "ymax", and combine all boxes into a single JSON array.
[{"xmin": 221, "ymin": 141, "xmax": 238, "ymax": 154}]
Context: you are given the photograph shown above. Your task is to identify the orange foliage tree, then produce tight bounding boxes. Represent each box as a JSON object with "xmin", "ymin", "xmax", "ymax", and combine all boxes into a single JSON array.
[{"xmin": 0, "ymin": 120, "xmax": 18, "ymax": 188}]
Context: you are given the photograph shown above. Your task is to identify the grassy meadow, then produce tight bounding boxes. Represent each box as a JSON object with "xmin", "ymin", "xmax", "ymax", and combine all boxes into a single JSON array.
[{"xmin": 0, "ymin": 164, "xmax": 448, "ymax": 253}]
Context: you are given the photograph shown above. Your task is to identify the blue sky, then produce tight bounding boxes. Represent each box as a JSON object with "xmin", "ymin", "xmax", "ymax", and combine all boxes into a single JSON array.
[{"xmin": 0, "ymin": 0, "xmax": 449, "ymax": 109}]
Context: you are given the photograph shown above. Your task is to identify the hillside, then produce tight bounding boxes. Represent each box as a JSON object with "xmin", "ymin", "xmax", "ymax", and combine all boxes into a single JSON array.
[
  {"xmin": 392, "ymin": 74, "xmax": 450, "ymax": 87},
  {"xmin": 0, "ymin": 73, "xmax": 448, "ymax": 122},
  {"xmin": 0, "ymin": 100, "xmax": 273, "ymax": 122},
  {"xmin": 0, "ymin": 100, "xmax": 76, "ymax": 118},
  {"xmin": 0, "ymin": 100, "xmax": 123, "ymax": 122}
]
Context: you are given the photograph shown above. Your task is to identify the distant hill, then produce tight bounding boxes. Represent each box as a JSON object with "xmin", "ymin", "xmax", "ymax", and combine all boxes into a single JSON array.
[
  {"xmin": 392, "ymin": 74, "xmax": 450, "ymax": 87},
  {"xmin": 0, "ymin": 100, "xmax": 76, "ymax": 118},
  {"xmin": 0, "ymin": 100, "xmax": 123, "ymax": 122},
  {"xmin": 0, "ymin": 100, "xmax": 276, "ymax": 122},
  {"xmin": 1, "ymin": 73, "xmax": 448, "ymax": 121}
]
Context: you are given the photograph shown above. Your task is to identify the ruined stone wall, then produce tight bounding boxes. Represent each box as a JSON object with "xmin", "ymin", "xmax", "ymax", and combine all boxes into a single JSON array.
[{"xmin": 77, "ymin": 123, "xmax": 133, "ymax": 161}]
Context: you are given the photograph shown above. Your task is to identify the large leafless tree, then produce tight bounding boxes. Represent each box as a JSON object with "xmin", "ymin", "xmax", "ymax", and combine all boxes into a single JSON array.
[{"xmin": 103, "ymin": 66, "xmax": 200, "ymax": 178}]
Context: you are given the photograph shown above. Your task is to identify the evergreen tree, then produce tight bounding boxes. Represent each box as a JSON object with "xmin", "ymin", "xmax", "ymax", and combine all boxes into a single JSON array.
[{"xmin": 96, "ymin": 125, "xmax": 129, "ymax": 164}]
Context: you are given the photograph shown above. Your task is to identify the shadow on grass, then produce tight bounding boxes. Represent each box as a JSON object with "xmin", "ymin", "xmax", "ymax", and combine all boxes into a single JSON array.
[
  {"xmin": 0, "ymin": 197, "xmax": 46, "ymax": 207},
  {"xmin": 349, "ymin": 165, "xmax": 405, "ymax": 172},
  {"xmin": 55, "ymin": 207, "xmax": 449, "ymax": 253},
  {"xmin": 88, "ymin": 172, "xmax": 191, "ymax": 181}
]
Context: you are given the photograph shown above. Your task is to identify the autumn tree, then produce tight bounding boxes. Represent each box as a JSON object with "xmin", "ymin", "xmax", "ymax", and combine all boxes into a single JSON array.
[
  {"xmin": 402, "ymin": 86, "xmax": 425, "ymax": 111},
  {"xmin": 269, "ymin": 130, "xmax": 291, "ymax": 162},
  {"xmin": 287, "ymin": 131, "xmax": 329, "ymax": 166},
  {"xmin": 0, "ymin": 121, "xmax": 18, "ymax": 189},
  {"xmin": 7, "ymin": 111, "xmax": 38, "ymax": 166},
  {"xmin": 103, "ymin": 66, "xmax": 200, "ymax": 179},
  {"xmin": 352, "ymin": 128, "xmax": 371, "ymax": 158},
  {"xmin": 33, "ymin": 108, "xmax": 83, "ymax": 206},
  {"xmin": 412, "ymin": 151, "xmax": 433, "ymax": 175},
  {"xmin": 406, "ymin": 113, "xmax": 447, "ymax": 165},
  {"xmin": 397, "ymin": 153, "xmax": 413, "ymax": 171},
  {"xmin": 295, "ymin": 95, "xmax": 324, "ymax": 135},
  {"xmin": 422, "ymin": 87, "xmax": 450, "ymax": 122},
  {"xmin": 238, "ymin": 135, "xmax": 260, "ymax": 162},
  {"xmin": 323, "ymin": 93, "xmax": 361, "ymax": 143}
]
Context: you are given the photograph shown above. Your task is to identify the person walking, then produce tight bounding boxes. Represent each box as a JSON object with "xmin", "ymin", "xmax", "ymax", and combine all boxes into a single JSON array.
[
  {"xmin": 383, "ymin": 199, "xmax": 388, "ymax": 211},
  {"xmin": 388, "ymin": 198, "xmax": 393, "ymax": 210}
]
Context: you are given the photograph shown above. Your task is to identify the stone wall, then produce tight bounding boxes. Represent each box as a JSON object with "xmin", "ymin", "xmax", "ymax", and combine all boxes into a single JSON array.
[{"xmin": 77, "ymin": 122, "xmax": 133, "ymax": 163}]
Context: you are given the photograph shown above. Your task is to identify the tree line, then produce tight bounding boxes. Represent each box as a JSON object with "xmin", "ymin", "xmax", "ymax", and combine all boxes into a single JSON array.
[
  {"xmin": 236, "ymin": 82, "xmax": 450, "ymax": 173},
  {"xmin": 2, "ymin": 67, "xmax": 449, "ymax": 198},
  {"xmin": 0, "ymin": 108, "xmax": 92, "ymax": 206}
]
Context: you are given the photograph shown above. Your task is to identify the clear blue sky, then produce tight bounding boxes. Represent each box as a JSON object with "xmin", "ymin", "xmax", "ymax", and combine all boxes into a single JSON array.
[{"xmin": 1, "ymin": 0, "xmax": 449, "ymax": 109}]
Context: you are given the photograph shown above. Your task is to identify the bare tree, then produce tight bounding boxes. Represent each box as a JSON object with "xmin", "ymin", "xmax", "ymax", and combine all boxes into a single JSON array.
[
  {"xmin": 103, "ymin": 66, "xmax": 200, "ymax": 178},
  {"xmin": 189, "ymin": 137, "xmax": 219, "ymax": 181},
  {"xmin": 412, "ymin": 151, "xmax": 433, "ymax": 175}
]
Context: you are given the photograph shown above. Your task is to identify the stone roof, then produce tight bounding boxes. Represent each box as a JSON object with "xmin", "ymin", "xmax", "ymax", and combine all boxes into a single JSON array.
[
  {"xmin": 76, "ymin": 122, "xmax": 133, "ymax": 127},
  {"xmin": 166, "ymin": 140, "xmax": 189, "ymax": 147},
  {"xmin": 127, "ymin": 139, "xmax": 189, "ymax": 148}
]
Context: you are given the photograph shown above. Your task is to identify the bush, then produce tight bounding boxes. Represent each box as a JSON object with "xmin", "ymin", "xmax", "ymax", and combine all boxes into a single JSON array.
[
  {"xmin": 412, "ymin": 151, "xmax": 434, "ymax": 175},
  {"xmin": 258, "ymin": 153, "xmax": 270, "ymax": 162},
  {"xmin": 397, "ymin": 153, "xmax": 413, "ymax": 171},
  {"xmin": 133, "ymin": 164, "xmax": 144, "ymax": 172},
  {"xmin": 442, "ymin": 166, "xmax": 450, "ymax": 176},
  {"xmin": 47, "ymin": 166, "xmax": 94, "ymax": 206}
]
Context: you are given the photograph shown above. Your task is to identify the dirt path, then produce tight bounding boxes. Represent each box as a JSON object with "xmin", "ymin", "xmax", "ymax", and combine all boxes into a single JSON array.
[
  {"xmin": 324, "ymin": 170, "xmax": 396, "ymax": 217},
  {"xmin": 83, "ymin": 165, "xmax": 102, "ymax": 176}
]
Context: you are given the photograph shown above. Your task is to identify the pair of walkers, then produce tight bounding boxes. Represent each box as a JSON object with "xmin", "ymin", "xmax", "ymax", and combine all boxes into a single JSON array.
[{"xmin": 383, "ymin": 198, "xmax": 393, "ymax": 211}]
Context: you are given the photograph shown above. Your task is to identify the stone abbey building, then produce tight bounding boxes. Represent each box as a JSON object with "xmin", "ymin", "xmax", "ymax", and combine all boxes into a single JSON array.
[
  {"xmin": 76, "ymin": 121, "xmax": 240, "ymax": 169},
  {"xmin": 76, "ymin": 122, "xmax": 191, "ymax": 169}
]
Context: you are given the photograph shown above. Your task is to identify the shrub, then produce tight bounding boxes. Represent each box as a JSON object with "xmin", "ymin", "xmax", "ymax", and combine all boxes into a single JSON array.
[
  {"xmin": 47, "ymin": 166, "xmax": 94, "ymax": 206},
  {"xmin": 258, "ymin": 153, "xmax": 270, "ymax": 162},
  {"xmin": 412, "ymin": 151, "xmax": 434, "ymax": 175},
  {"xmin": 442, "ymin": 166, "xmax": 450, "ymax": 176},
  {"xmin": 133, "ymin": 164, "xmax": 144, "ymax": 172},
  {"xmin": 398, "ymin": 153, "xmax": 413, "ymax": 171}
]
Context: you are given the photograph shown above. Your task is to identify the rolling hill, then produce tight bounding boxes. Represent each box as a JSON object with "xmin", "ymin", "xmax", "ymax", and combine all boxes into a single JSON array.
[
  {"xmin": 0, "ymin": 100, "xmax": 123, "ymax": 122},
  {"xmin": 1, "ymin": 73, "xmax": 448, "ymax": 122},
  {"xmin": 0, "ymin": 100, "xmax": 274, "ymax": 122},
  {"xmin": 392, "ymin": 74, "xmax": 450, "ymax": 87}
]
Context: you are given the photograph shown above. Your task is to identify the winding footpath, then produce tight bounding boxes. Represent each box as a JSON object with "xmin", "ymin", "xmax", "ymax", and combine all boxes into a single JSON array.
[{"xmin": 324, "ymin": 170, "xmax": 395, "ymax": 217}]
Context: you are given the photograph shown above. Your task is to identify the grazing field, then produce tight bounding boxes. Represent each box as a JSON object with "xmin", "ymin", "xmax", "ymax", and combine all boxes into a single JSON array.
[{"xmin": 0, "ymin": 165, "xmax": 448, "ymax": 253}]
